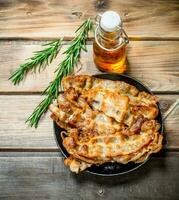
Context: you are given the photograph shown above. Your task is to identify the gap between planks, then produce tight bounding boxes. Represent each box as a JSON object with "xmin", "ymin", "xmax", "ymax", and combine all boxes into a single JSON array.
[
  {"xmin": 1, "ymin": 36, "xmax": 179, "ymax": 42},
  {"xmin": 0, "ymin": 147, "xmax": 179, "ymax": 153},
  {"xmin": 1, "ymin": 91, "xmax": 179, "ymax": 95}
]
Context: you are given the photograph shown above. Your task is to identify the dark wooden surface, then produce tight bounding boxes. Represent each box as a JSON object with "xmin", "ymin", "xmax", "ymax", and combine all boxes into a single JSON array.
[
  {"xmin": 0, "ymin": 0, "xmax": 179, "ymax": 199},
  {"xmin": 0, "ymin": 152, "xmax": 179, "ymax": 200},
  {"xmin": 1, "ymin": 41, "xmax": 179, "ymax": 93},
  {"xmin": 0, "ymin": 0, "xmax": 179, "ymax": 39}
]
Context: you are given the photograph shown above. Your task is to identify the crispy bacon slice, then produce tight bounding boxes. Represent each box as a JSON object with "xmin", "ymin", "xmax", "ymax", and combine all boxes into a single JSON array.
[
  {"xmin": 49, "ymin": 94, "xmax": 125, "ymax": 138},
  {"xmin": 81, "ymin": 88, "xmax": 129, "ymax": 123},
  {"xmin": 62, "ymin": 75, "xmax": 139, "ymax": 96},
  {"xmin": 64, "ymin": 156, "xmax": 92, "ymax": 173}
]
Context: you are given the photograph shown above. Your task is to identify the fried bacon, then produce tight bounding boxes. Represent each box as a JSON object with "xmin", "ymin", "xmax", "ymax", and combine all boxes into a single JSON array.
[{"xmin": 49, "ymin": 75, "xmax": 163, "ymax": 173}]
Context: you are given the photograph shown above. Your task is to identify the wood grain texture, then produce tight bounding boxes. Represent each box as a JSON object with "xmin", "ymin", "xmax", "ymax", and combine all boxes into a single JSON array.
[
  {"xmin": 0, "ymin": 95, "xmax": 56, "ymax": 149},
  {"xmin": 0, "ymin": 0, "xmax": 179, "ymax": 39},
  {"xmin": 0, "ymin": 153, "xmax": 178, "ymax": 200},
  {"xmin": 0, "ymin": 94, "xmax": 178, "ymax": 150},
  {"xmin": 1, "ymin": 41, "xmax": 179, "ymax": 93}
]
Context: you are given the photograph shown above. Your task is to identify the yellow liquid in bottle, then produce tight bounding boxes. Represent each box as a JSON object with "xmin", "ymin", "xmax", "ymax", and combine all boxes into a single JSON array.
[
  {"xmin": 93, "ymin": 24, "xmax": 127, "ymax": 74},
  {"xmin": 93, "ymin": 40, "xmax": 127, "ymax": 73}
]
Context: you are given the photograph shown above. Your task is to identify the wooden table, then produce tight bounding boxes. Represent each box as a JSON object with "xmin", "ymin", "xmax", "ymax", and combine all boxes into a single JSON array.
[{"xmin": 0, "ymin": 0, "xmax": 179, "ymax": 199}]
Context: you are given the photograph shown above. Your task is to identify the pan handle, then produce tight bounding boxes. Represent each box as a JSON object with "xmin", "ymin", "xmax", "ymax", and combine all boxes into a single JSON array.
[{"xmin": 162, "ymin": 99, "xmax": 179, "ymax": 121}]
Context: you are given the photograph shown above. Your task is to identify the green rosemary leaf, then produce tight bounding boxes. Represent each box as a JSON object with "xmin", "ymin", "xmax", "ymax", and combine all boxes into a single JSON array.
[
  {"xmin": 25, "ymin": 97, "xmax": 52, "ymax": 128},
  {"xmin": 9, "ymin": 38, "xmax": 63, "ymax": 85}
]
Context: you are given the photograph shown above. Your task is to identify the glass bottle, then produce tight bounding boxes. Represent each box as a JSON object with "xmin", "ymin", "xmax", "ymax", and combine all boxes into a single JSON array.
[{"xmin": 93, "ymin": 11, "xmax": 129, "ymax": 73}]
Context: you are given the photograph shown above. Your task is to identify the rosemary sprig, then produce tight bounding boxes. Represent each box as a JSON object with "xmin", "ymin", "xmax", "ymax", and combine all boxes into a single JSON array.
[
  {"xmin": 9, "ymin": 39, "xmax": 63, "ymax": 85},
  {"xmin": 26, "ymin": 18, "xmax": 93, "ymax": 128}
]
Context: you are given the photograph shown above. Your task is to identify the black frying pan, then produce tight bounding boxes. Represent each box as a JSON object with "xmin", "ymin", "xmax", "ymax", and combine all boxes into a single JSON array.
[{"xmin": 53, "ymin": 74, "xmax": 163, "ymax": 176}]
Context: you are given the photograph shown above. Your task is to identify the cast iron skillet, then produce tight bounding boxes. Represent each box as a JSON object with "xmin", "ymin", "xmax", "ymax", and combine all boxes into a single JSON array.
[{"xmin": 53, "ymin": 73, "xmax": 163, "ymax": 176}]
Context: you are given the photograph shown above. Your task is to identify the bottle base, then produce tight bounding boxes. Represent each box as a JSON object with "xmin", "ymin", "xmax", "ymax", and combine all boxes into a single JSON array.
[{"xmin": 94, "ymin": 60, "xmax": 127, "ymax": 74}]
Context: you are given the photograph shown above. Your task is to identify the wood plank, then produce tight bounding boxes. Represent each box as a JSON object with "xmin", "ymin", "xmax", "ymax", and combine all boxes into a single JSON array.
[
  {"xmin": 0, "ymin": 153, "xmax": 178, "ymax": 200},
  {"xmin": 0, "ymin": 94, "xmax": 178, "ymax": 150},
  {"xmin": 0, "ymin": 0, "xmax": 179, "ymax": 39},
  {"xmin": 0, "ymin": 151, "xmax": 59, "ymax": 157},
  {"xmin": 1, "ymin": 41, "xmax": 179, "ymax": 93},
  {"xmin": 160, "ymin": 95, "xmax": 179, "ymax": 150},
  {"xmin": 0, "ymin": 95, "xmax": 56, "ymax": 149}
]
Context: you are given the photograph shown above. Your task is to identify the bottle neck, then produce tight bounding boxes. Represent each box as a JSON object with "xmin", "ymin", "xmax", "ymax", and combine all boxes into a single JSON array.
[{"xmin": 95, "ymin": 25, "xmax": 124, "ymax": 49}]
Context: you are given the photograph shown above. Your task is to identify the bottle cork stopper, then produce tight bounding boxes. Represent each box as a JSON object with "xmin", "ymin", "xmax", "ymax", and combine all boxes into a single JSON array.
[{"xmin": 100, "ymin": 11, "xmax": 122, "ymax": 32}]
